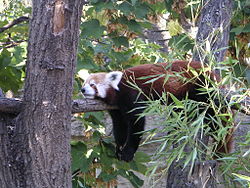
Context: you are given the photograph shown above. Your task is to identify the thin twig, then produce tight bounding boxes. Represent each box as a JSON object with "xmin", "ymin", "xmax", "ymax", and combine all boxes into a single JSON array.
[{"xmin": 0, "ymin": 40, "xmax": 27, "ymax": 49}]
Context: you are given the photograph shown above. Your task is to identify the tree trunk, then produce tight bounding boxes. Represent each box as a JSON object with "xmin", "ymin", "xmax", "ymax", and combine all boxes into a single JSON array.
[
  {"xmin": 166, "ymin": 0, "xmax": 233, "ymax": 187},
  {"xmin": 0, "ymin": 89, "xmax": 17, "ymax": 188},
  {"xmin": 0, "ymin": 1, "xmax": 83, "ymax": 187},
  {"xmin": 167, "ymin": 160, "xmax": 218, "ymax": 188},
  {"xmin": 193, "ymin": 0, "xmax": 233, "ymax": 64}
]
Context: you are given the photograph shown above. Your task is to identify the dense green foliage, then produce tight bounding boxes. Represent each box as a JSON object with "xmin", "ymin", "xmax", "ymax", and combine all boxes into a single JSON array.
[
  {"xmin": 0, "ymin": 1, "xmax": 29, "ymax": 93},
  {"xmin": 0, "ymin": 0, "xmax": 249, "ymax": 187}
]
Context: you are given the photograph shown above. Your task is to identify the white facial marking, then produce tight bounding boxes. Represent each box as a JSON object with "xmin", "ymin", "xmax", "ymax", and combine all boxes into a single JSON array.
[
  {"xmin": 105, "ymin": 71, "xmax": 123, "ymax": 91},
  {"xmin": 96, "ymin": 84, "xmax": 109, "ymax": 98},
  {"xmin": 82, "ymin": 83, "xmax": 96, "ymax": 98}
]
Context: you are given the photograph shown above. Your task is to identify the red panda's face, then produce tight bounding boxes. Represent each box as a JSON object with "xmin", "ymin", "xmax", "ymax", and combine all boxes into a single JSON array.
[{"xmin": 81, "ymin": 71, "xmax": 123, "ymax": 99}]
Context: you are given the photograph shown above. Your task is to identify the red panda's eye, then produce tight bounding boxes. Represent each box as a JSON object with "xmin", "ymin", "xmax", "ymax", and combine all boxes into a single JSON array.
[{"xmin": 90, "ymin": 83, "xmax": 95, "ymax": 87}]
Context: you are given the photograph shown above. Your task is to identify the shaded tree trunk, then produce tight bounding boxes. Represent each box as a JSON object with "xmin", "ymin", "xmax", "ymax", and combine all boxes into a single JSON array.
[
  {"xmin": 0, "ymin": 0, "xmax": 83, "ymax": 187},
  {"xmin": 0, "ymin": 89, "xmax": 17, "ymax": 188},
  {"xmin": 167, "ymin": 0, "xmax": 233, "ymax": 187},
  {"xmin": 167, "ymin": 160, "xmax": 218, "ymax": 188}
]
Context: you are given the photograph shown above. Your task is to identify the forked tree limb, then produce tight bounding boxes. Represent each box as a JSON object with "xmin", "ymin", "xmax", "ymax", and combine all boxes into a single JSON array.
[{"xmin": 0, "ymin": 90, "xmax": 249, "ymax": 115}]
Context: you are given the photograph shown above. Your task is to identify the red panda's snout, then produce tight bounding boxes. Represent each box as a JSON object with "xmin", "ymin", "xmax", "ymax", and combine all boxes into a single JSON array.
[
  {"xmin": 81, "ymin": 83, "xmax": 97, "ymax": 99},
  {"xmin": 81, "ymin": 71, "xmax": 123, "ymax": 99}
]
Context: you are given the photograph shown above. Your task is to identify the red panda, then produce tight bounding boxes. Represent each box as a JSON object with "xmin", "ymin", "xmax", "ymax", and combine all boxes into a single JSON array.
[{"xmin": 81, "ymin": 60, "xmax": 233, "ymax": 162}]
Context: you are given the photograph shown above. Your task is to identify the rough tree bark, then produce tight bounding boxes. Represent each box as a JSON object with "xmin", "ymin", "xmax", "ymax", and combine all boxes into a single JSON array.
[
  {"xmin": 0, "ymin": 0, "xmax": 83, "ymax": 187},
  {"xmin": 0, "ymin": 98, "xmax": 118, "ymax": 114},
  {"xmin": 0, "ymin": 89, "xmax": 17, "ymax": 188},
  {"xmin": 166, "ymin": 0, "xmax": 233, "ymax": 187},
  {"xmin": 192, "ymin": 0, "xmax": 233, "ymax": 64}
]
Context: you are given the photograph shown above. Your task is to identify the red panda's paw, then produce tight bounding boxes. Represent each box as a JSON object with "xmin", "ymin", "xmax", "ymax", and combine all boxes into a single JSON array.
[{"xmin": 116, "ymin": 146, "xmax": 136, "ymax": 162}]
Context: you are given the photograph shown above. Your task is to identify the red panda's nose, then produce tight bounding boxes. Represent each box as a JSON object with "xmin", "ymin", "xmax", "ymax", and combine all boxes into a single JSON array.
[{"xmin": 81, "ymin": 88, "xmax": 85, "ymax": 93}]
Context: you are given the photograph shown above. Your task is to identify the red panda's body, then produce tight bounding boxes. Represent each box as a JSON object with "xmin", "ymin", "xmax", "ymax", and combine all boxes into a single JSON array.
[
  {"xmin": 81, "ymin": 60, "xmax": 233, "ymax": 162},
  {"xmin": 102, "ymin": 61, "xmax": 218, "ymax": 105}
]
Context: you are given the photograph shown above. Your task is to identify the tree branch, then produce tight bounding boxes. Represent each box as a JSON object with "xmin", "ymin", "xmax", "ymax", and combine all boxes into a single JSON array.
[
  {"xmin": 72, "ymin": 99, "xmax": 118, "ymax": 113},
  {"xmin": 0, "ymin": 16, "xmax": 29, "ymax": 33},
  {"xmin": 0, "ymin": 98, "xmax": 23, "ymax": 114},
  {"xmin": 0, "ymin": 98, "xmax": 118, "ymax": 114},
  {"xmin": 0, "ymin": 40, "xmax": 27, "ymax": 49},
  {"xmin": 0, "ymin": 90, "xmax": 249, "ymax": 115}
]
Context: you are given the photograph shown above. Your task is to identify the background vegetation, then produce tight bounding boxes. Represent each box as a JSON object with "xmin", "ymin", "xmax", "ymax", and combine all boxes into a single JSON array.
[{"xmin": 0, "ymin": 0, "xmax": 249, "ymax": 187}]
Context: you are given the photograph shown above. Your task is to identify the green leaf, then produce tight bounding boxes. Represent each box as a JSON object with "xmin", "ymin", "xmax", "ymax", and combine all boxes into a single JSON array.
[
  {"xmin": 115, "ymin": 160, "xmax": 131, "ymax": 170},
  {"xmin": 0, "ymin": 20, "xmax": 8, "ymax": 28},
  {"xmin": 131, "ymin": 0, "xmax": 137, "ymax": 6},
  {"xmin": 168, "ymin": 19, "xmax": 182, "ymax": 36},
  {"xmin": 142, "ymin": 74, "xmax": 164, "ymax": 84},
  {"xmin": 127, "ymin": 20, "xmax": 142, "ymax": 33},
  {"xmin": 129, "ymin": 161, "xmax": 148, "ymax": 174},
  {"xmin": 134, "ymin": 3, "xmax": 149, "ymax": 19},
  {"xmin": 118, "ymin": 170, "xmax": 144, "ymax": 188},
  {"xmin": 72, "ymin": 177, "xmax": 89, "ymax": 188},
  {"xmin": 0, "ymin": 66, "xmax": 22, "ymax": 93},
  {"xmin": 133, "ymin": 151, "xmax": 151, "ymax": 163},
  {"xmin": 93, "ymin": 1, "xmax": 114, "ymax": 12},
  {"xmin": 232, "ymin": 173, "xmax": 250, "ymax": 182},
  {"xmin": 100, "ymin": 152, "xmax": 114, "ymax": 167},
  {"xmin": 230, "ymin": 26, "xmax": 244, "ymax": 35},
  {"xmin": 139, "ymin": 21, "xmax": 153, "ymax": 29},
  {"xmin": 71, "ymin": 142, "xmax": 91, "ymax": 172},
  {"xmin": 117, "ymin": 2, "xmax": 134, "ymax": 16},
  {"xmin": 127, "ymin": 171, "xmax": 144, "ymax": 188},
  {"xmin": 168, "ymin": 34, "xmax": 194, "ymax": 51},
  {"xmin": 98, "ymin": 171, "xmax": 117, "ymax": 182},
  {"xmin": 92, "ymin": 131, "xmax": 101, "ymax": 142},
  {"xmin": 220, "ymin": 75, "xmax": 231, "ymax": 85},
  {"xmin": 84, "ymin": 111, "xmax": 104, "ymax": 125},
  {"xmin": 183, "ymin": 150, "xmax": 193, "ymax": 169},
  {"xmin": 164, "ymin": 0, "xmax": 174, "ymax": 12},
  {"xmin": 109, "ymin": 49, "xmax": 133, "ymax": 63},
  {"xmin": 81, "ymin": 19, "xmax": 105, "ymax": 38},
  {"xmin": 169, "ymin": 93, "xmax": 184, "ymax": 108},
  {"xmin": 242, "ymin": 23, "xmax": 250, "ymax": 33},
  {"xmin": 0, "ymin": 49, "xmax": 12, "ymax": 68},
  {"xmin": 112, "ymin": 36, "xmax": 129, "ymax": 47}
]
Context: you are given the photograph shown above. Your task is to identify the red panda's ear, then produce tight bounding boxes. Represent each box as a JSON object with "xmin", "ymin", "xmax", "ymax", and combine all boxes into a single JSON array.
[{"xmin": 105, "ymin": 71, "xmax": 123, "ymax": 90}]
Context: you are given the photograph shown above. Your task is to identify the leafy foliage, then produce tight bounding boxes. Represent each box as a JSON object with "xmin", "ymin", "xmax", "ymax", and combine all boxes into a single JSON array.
[
  {"xmin": 71, "ymin": 113, "xmax": 149, "ymax": 188},
  {"xmin": 229, "ymin": 0, "xmax": 250, "ymax": 86},
  {"xmin": 0, "ymin": 1, "xmax": 30, "ymax": 93},
  {"xmin": 135, "ymin": 62, "xmax": 249, "ymax": 187}
]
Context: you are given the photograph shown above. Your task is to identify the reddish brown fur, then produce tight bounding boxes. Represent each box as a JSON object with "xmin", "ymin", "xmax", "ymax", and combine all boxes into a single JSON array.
[
  {"xmin": 120, "ymin": 61, "xmax": 217, "ymax": 101},
  {"xmin": 85, "ymin": 73, "xmax": 107, "ymax": 83}
]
